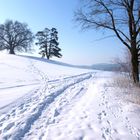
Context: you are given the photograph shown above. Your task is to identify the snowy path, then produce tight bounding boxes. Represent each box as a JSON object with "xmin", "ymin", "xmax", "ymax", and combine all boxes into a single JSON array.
[
  {"xmin": 0, "ymin": 60, "xmax": 94, "ymax": 139},
  {"xmin": 46, "ymin": 75, "xmax": 140, "ymax": 140},
  {"xmin": 0, "ymin": 56, "xmax": 140, "ymax": 140}
]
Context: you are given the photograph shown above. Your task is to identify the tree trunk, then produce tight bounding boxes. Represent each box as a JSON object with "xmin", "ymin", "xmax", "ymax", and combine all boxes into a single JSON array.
[
  {"xmin": 9, "ymin": 48, "xmax": 15, "ymax": 54},
  {"xmin": 47, "ymin": 55, "xmax": 50, "ymax": 59},
  {"xmin": 131, "ymin": 49, "xmax": 139, "ymax": 84},
  {"xmin": 45, "ymin": 47, "xmax": 50, "ymax": 59}
]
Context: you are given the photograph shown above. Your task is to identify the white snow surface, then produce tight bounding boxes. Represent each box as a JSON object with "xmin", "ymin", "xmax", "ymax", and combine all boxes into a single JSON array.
[{"xmin": 0, "ymin": 54, "xmax": 140, "ymax": 140}]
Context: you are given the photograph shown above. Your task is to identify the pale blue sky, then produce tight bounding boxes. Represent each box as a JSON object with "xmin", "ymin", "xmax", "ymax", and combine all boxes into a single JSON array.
[{"xmin": 0, "ymin": 0, "xmax": 124, "ymax": 65}]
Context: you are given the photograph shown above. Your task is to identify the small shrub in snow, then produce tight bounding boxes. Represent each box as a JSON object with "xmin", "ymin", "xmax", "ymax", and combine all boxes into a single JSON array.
[{"xmin": 111, "ymin": 74, "xmax": 140, "ymax": 105}]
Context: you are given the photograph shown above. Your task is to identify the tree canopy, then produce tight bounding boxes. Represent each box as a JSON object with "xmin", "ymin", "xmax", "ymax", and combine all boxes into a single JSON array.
[
  {"xmin": 36, "ymin": 27, "xmax": 62, "ymax": 59},
  {"xmin": 0, "ymin": 20, "xmax": 34, "ymax": 54}
]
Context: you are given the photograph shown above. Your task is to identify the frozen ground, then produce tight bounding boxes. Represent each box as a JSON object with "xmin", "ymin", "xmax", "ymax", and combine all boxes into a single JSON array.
[{"xmin": 0, "ymin": 54, "xmax": 140, "ymax": 140}]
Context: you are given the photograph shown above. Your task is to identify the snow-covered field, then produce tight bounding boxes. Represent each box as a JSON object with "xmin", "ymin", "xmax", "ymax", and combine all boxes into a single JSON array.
[{"xmin": 0, "ymin": 54, "xmax": 140, "ymax": 140}]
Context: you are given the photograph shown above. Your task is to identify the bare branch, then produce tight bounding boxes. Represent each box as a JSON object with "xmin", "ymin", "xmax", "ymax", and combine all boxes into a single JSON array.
[
  {"xmin": 0, "ymin": 20, "xmax": 33, "ymax": 54},
  {"xmin": 75, "ymin": 0, "xmax": 140, "ymax": 83},
  {"xmin": 93, "ymin": 35, "xmax": 116, "ymax": 42}
]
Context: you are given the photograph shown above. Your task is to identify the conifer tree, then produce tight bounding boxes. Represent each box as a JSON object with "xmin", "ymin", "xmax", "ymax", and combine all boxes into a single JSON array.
[
  {"xmin": 49, "ymin": 28, "xmax": 62, "ymax": 58},
  {"xmin": 36, "ymin": 27, "xmax": 62, "ymax": 59}
]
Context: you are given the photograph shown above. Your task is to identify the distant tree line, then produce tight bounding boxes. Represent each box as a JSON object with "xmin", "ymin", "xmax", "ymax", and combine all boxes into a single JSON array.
[{"xmin": 0, "ymin": 19, "xmax": 62, "ymax": 59}]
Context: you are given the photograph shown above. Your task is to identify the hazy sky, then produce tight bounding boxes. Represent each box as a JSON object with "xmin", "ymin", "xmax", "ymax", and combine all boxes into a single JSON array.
[{"xmin": 0, "ymin": 0, "xmax": 124, "ymax": 65}]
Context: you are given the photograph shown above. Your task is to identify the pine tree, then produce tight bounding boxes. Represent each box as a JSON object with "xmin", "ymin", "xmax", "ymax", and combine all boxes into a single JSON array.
[
  {"xmin": 49, "ymin": 28, "xmax": 62, "ymax": 58},
  {"xmin": 35, "ymin": 28, "xmax": 50, "ymax": 59},
  {"xmin": 36, "ymin": 27, "xmax": 62, "ymax": 59}
]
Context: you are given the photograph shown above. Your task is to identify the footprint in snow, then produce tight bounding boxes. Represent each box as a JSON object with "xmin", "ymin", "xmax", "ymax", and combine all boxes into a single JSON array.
[
  {"xmin": 3, "ymin": 122, "xmax": 15, "ymax": 132},
  {"xmin": 54, "ymin": 109, "xmax": 60, "ymax": 117},
  {"xmin": 98, "ymin": 110, "xmax": 107, "ymax": 123}
]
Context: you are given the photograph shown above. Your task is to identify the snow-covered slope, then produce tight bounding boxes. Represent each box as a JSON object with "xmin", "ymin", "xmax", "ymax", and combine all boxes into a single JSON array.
[{"xmin": 0, "ymin": 54, "xmax": 140, "ymax": 140}]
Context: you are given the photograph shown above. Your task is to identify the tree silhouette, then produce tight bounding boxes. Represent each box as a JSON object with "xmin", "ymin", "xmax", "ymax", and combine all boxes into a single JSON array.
[
  {"xmin": 75, "ymin": 0, "xmax": 140, "ymax": 84},
  {"xmin": 0, "ymin": 20, "xmax": 34, "ymax": 54},
  {"xmin": 36, "ymin": 27, "xmax": 62, "ymax": 59}
]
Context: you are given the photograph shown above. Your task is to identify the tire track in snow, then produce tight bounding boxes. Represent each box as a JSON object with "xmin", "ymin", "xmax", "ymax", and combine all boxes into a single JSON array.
[
  {"xmin": 12, "ymin": 74, "xmax": 92, "ymax": 140},
  {"xmin": 24, "ymin": 77, "xmax": 92, "ymax": 139},
  {"xmin": 0, "ymin": 60, "xmax": 94, "ymax": 140}
]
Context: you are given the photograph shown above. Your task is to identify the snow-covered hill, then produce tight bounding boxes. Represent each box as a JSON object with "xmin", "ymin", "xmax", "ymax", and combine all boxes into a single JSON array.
[{"xmin": 0, "ymin": 54, "xmax": 140, "ymax": 140}]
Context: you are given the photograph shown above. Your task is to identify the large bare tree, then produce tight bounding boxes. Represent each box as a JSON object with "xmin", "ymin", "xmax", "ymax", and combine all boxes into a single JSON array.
[
  {"xmin": 0, "ymin": 20, "xmax": 34, "ymax": 54},
  {"xmin": 75, "ymin": 0, "xmax": 140, "ymax": 84}
]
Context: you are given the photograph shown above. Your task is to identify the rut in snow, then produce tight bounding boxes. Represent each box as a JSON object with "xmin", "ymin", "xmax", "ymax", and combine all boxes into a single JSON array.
[{"xmin": 0, "ymin": 60, "xmax": 94, "ymax": 140}]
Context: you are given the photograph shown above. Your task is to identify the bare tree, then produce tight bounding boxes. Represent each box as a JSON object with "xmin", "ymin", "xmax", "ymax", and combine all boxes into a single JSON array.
[
  {"xmin": 75, "ymin": 0, "xmax": 140, "ymax": 84},
  {"xmin": 0, "ymin": 20, "xmax": 34, "ymax": 54},
  {"xmin": 113, "ymin": 48, "xmax": 132, "ymax": 77}
]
